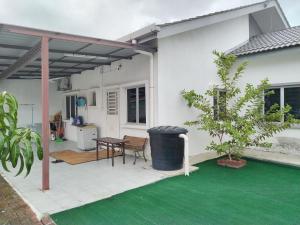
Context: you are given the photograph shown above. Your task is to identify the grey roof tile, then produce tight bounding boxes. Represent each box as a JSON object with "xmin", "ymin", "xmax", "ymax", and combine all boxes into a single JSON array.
[{"xmin": 231, "ymin": 26, "xmax": 300, "ymax": 56}]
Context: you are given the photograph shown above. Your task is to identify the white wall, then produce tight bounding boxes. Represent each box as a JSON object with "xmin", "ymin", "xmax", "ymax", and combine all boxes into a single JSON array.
[
  {"xmin": 0, "ymin": 79, "xmax": 63, "ymax": 127},
  {"xmin": 156, "ymin": 15, "xmax": 250, "ymax": 155},
  {"xmin": 237, "ymin": 47, "xmax": 300, "ymax": 144},
  {"xmin": 66, "ymin": 54, "xmax": 152, "ymax": 140}
]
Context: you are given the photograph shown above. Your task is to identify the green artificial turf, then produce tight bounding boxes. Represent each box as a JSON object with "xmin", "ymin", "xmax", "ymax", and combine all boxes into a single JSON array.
[{"xmin": 52, "ymin": 159, "xmax": 300, "ymax": 225}]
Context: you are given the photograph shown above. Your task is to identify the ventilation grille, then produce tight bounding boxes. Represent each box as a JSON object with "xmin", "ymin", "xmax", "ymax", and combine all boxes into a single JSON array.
[{"xmin": 106, "ymin": 91, "xmax": 118, "ymax": 115}]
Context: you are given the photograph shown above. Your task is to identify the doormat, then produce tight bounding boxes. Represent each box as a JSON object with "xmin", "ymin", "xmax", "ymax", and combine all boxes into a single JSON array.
[{"xmin": 50, "ymin": 150, "xmax": 122, "ymax": 165}]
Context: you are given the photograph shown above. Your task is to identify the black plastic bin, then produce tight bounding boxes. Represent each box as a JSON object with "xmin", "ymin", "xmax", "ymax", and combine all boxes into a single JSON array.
[{"xmin": 147, "ymin": 126, "xmax": 188, "ymax": 171}]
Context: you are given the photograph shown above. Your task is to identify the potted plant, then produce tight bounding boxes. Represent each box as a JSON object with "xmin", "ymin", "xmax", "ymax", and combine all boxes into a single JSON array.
[
  {"xmin": 181, "ymin": 51, "xmax": 296, "ymax": 168},
  {"xmin": 0, "ymin": 91, "xmax": 43, "ymax": 175}
]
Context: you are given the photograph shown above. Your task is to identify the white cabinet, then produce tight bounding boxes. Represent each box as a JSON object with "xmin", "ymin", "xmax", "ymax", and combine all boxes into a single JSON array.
[
  {"xmin": 77, "ymin": 125, "xmax": 98, "ymax": 150},
  {"xmin": 64, "ymin": 120, "xmax": 78, "ymax": 142}
]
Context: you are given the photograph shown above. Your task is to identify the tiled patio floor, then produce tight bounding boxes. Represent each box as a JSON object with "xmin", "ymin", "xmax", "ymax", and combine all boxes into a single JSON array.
[{"xmin": 1, "ymin": 141, "xmax": 197, "ymax": 219}]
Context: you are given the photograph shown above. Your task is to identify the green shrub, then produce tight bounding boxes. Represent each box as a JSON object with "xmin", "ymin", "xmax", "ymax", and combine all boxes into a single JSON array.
[{"xmin": 182, "ymin": 51, "xmax": 296, "ymax": 160}]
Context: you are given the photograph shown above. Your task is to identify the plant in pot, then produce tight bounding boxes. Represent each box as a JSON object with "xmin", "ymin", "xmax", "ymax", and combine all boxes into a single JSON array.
[
  {"xmin": 0, "ymin": 91, "xmax": 43, "ymax": 175},
  {"xmin": 181, "ymin": 51, "xmax": 296, "ymax": 168}
]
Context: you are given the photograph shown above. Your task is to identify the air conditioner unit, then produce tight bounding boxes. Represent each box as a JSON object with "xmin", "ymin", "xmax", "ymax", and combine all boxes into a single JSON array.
[{"xmin": 57, "ymin": 77, "xmax": 72, "ymax": 91}]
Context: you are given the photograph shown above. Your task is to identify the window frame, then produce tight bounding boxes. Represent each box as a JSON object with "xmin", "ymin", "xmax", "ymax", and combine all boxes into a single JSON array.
[
  {"xmin": 126, "ymin": 86, "xmax": 146, "ymax": 125},
  {"xmin": 264, "ymin": 84, "xmax": 300, "ymax": 128},
  {"xmin": 65, "ymin": 94, "xmax": 78, "ymax": 120},
  {"xmin": 120, "ymin": 81, "xmax": 149, "ymax": 129}
]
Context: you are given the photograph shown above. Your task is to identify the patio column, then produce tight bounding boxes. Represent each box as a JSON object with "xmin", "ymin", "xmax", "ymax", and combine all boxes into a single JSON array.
[{"xmin": 41, "ymin": 36, "xmax": 50, "ymax": 191}]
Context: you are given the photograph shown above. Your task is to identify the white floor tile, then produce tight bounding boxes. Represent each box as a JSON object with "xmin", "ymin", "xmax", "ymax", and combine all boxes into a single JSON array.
[{"xmin": 1, "ymin": 140, "xmax": 191, "ymax": 217}]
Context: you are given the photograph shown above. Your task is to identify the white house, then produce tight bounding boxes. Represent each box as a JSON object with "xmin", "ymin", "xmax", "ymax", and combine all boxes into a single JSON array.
[{"xmin": 1, "ymin": 0, "xmax": 299, "ymax": 162}]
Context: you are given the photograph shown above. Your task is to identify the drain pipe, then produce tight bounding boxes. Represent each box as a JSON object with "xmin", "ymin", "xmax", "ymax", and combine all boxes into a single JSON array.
[
  {"xmin": 179, "ymin": 134, "xmax": 189, "ymax": 176},
  {"xmin": 135, "ymin": 48, "xmax": 154, "ymax": 127}
]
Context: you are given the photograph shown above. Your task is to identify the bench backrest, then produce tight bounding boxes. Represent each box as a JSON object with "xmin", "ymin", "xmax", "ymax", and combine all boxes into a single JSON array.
[{"xmin": 123, "ymin": 135, "xmax": 147, "ymax": 151}]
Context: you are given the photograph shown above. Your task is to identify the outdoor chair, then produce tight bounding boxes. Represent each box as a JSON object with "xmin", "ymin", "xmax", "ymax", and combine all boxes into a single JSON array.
[{"xmin": 123, "ymin": 135, "xmax": 148, "ymax": 164}]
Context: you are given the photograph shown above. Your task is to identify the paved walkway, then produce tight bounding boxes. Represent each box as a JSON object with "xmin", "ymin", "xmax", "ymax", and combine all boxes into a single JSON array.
[
  {"xmin": 244, "ymin": 148, "xmax": 300, "ymax": 167},
  {"xmin": 0, "ymin": 174, "xmax": 42, "ymax": 225}
]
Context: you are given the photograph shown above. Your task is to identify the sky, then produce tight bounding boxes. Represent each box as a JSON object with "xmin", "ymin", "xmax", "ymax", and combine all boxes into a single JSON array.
[{"xmin": 0, "ymin": 0, "xmax": 299, "ymax": 40}]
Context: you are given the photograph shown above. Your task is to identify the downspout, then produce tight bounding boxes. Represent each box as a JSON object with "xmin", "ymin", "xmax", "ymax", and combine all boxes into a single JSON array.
[
  {"xmin": 179, "ymin": 134, "xmax": 189, "ymax": 176},
  {"xmin": 135, "ymin": 49, "xmax": 154, "ymax": 128}
]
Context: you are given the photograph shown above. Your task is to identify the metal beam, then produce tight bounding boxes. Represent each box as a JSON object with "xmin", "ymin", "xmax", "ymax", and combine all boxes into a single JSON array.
[
  {"xmin": 41, "ymin": 36, "xmax": 49, "ymax": 191},
  {"xmin": 47, "ymin": 58, "xmax": 110, "ymax": 65},
  {"xmin": 0, "ymin": 55, "xmax": 110, "ymax": 66},
  {"xmin": 0, "ymin": 63, "xmax": 104, "ymax": 70},
  {"xmin": 0, "ymin": 41, "xmax": 41, "ymax": 79},
  {"xmin": 0, "ymin": 43, "xmax": 132, "ymax": 60},
  {"xmin": 12, "ymin": 74, "xmax": 70, "ymax": 77},
  {"xmin": 10, "ymin": 75, "xmax": 69, "ymax": 79}
]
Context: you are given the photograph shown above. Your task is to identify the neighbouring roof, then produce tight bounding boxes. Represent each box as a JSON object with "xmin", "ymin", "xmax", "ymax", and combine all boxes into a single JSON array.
[
  {"xmin": 231, "ymin": 26, "xmax": 300, "ymax": 56},
  {"xmin": 159, "ymin": 0, "xmax": 289, "ymax": 28}
]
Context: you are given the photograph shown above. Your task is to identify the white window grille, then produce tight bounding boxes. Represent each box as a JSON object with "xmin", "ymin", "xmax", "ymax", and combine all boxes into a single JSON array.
[{"xmin": 107, "ymin": 91, "xmax": 118, "ymax": 115}]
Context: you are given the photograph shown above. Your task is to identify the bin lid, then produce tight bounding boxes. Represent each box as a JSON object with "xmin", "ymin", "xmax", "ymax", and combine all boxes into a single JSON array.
[{"xmin": 147, "ymin": 126, "xmax": 188, "ymax": 134}]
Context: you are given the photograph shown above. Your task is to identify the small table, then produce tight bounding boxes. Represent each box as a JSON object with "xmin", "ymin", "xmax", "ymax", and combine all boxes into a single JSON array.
[{"xmin": 93, "ymin": 137, "xmax": 126, "ymax": 166}]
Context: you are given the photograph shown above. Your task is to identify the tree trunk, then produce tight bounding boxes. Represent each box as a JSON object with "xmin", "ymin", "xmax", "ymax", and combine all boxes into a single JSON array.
[{"xmin": 228, "ymin": 152, "xmax": 232, "ymax": 161}]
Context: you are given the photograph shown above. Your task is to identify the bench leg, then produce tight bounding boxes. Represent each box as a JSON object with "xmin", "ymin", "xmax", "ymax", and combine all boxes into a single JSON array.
[
  {"xmin": 143, "ymin": 150, "xmax": 147, "ymax": 162},
  {"xmin": 133, "ymin": 152, "xmax": 137, "ymax": 165},
  {"xmin": 112, "ymin": 145, "xmax": 115, "ymax": 167},
  {"xmin": 122, "ymin": 143, "xmax": 125, "ymax": 164}
]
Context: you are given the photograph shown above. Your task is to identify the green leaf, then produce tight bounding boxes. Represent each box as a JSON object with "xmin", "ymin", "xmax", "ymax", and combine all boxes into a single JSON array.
[
  {"xmin": 0, "ymin": 91, "xmax": 42, "ymax": 176},
  {"xmin": 15, "ymin": 155, "xmax": 24, "ymax": 177}
]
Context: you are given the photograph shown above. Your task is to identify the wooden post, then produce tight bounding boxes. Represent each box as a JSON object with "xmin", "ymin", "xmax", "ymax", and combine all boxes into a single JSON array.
[{"xmin": 41, "ymin": 36, "xmax": 50, "ymax": 190}]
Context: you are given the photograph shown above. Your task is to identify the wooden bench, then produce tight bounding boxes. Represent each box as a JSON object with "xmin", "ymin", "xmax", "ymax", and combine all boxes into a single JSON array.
[{"xmin": 123, "ymin": 135, "xmax": 148, "ymax": 164}]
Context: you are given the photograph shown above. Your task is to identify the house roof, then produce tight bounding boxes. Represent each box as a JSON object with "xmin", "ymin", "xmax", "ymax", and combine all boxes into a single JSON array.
[
  {"xmin": 156, "ymin": 0, "xmax": 289, "ymax": 39},
  {"xmin": 231, "ymin": 26, "xmax": 300, "ymax": 56},
  {"xmin": 159, "ymin": 0, "xmax": 289, "ymax": 28}
]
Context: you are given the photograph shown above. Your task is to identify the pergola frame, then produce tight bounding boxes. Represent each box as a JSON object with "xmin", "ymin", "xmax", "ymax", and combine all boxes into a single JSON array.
[{"xmin": 0, "ymin": 22, "xmax": 155, "ymax": 190}]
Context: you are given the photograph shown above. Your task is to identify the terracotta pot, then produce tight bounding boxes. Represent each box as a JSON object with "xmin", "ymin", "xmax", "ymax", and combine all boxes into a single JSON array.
[{"xmin": 217, "ymin": 158, "xmax": 247, "ymax": 168}]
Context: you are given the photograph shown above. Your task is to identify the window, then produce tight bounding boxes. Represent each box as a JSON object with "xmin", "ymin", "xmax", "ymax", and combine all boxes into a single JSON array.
[
  {"xmin": 264, "ymin": 86, "xmax": 300, "ymax": 120},
  {"xmin": 213, "ymin": 89, "xmax": 226, "ymax": 120},
  {"xmin": 264, "ymin": 88, "xmax": 280, "ymax": 114},
  {"xmin": 284, "ymin": 87, "xmax": 300, "ymax": 119},
  {"xmin": 66, "ymin": 95, "xmax": 77, "ymax": 120},
  {"xmin": 127, "ymin": 86, "xmax": 146, "ymax": 124}
]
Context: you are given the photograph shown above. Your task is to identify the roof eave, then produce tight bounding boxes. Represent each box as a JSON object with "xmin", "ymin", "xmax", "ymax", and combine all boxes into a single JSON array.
[{"xmin": 157, "ymin": 0, "xmax": 288, "ymax": 39}]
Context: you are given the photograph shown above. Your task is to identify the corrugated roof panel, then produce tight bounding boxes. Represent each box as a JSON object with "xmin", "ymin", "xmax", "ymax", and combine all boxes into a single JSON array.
[
  {"xmin": 110, "ymin": 48, "xmax": 135, "ymax": 57},
  {"xmin": 62, "ymin": 56, "xmax": 89, "ymax": 62},
  {"xmin": 0, "ymin": 59, "xmax": 15, "ymax": 64},
  {"xmin": 0, "ymin": 31, "xmax": 40, "ymax": 47},
  {"xmin": 49, "ymin": 39, "xmax": 87, "ymax": 51},
  {"xmin": 49, "ymin": 52, "xmax": 65, "ymax": 60},
  {"xmin": 80, "ymin": 44, "xmax": 120, "ymax": 55},
  {"xmin": 75, "ymin": 63, "xmax": 99, "ymax": 68},
  {"xmin": 0, "ymin": 47, "xmax": 26, "ymax": 57},
  {"xmin": 51, "ymin": 62, "xmax": 77, "ymax": 67},
  {"xmin": 90, "ymin": 58, "xmax": 110, "ymax": 63},
  {"xmin": 0, "ymin": 23, "xmax": 154, "ymax": 79}
]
